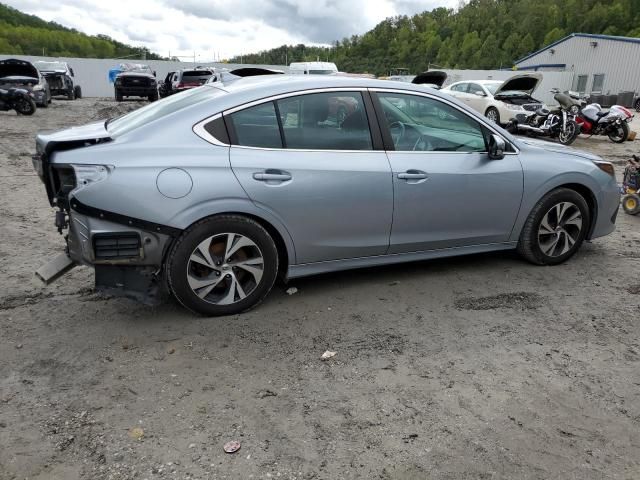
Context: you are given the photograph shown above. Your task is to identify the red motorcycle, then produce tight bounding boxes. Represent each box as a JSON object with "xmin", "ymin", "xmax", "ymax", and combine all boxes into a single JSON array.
[{"xmin": 567, "ymin": 92, "xmax": 634, "ymax": 143}]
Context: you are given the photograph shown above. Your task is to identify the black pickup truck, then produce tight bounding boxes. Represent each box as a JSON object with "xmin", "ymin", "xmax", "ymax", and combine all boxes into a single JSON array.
[{"xmin": 114, "ymin": 64, "xmax": 158, "ymax": 102}]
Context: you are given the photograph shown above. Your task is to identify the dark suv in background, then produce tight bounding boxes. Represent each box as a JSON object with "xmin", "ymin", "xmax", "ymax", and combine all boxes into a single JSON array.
[{"xmin": 114, "ymin": 64, "xmax": 158, "ymax": 102}]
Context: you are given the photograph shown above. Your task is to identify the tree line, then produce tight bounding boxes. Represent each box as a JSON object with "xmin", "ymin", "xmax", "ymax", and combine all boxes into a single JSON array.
[
  {"xmin": 0, "ymin": 3, "xmax": 165, "ymax": 60},
  {"xmin": 228, "ymin": 0, "xmax": 640, "ymax": 75}
]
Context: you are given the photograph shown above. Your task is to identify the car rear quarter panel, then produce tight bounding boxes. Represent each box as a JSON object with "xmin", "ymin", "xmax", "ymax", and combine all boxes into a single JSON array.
[{"xmin": 52, "ymin": 116, "xmax": 298, "ymax": 264}]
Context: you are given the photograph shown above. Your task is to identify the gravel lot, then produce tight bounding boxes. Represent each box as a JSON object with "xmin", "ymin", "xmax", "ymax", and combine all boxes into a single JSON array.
[{"xmin": 1, "ymin": 98, "xmax": 639, "ymax": 480}]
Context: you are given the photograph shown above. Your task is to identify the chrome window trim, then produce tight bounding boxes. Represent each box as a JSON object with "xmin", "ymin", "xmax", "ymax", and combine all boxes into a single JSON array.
[
  {"xmin": 192, "ymin": 85, "xmax": 518, "ymax": 155},
  {"xmin": 370, "ymin": 87, "xmax": 520, "ymax": 155}
]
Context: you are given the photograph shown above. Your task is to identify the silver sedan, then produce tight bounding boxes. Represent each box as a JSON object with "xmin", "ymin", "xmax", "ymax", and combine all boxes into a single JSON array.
[{"xmin": 33, "ymin": 75, "xmax": 620, "ymax": 315}]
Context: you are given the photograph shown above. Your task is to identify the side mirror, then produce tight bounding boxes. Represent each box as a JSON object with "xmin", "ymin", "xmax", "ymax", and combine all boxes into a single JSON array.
[
  {"xmin": 488, "ymin": 134, "xmax": 506, "ymax": 160},
  {"xmin": 474, "ymin": 90, "xmax": 486, "ymax": 96}
]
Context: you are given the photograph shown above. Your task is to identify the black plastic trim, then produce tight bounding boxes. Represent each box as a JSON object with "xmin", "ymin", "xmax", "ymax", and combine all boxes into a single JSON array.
[
  {"xmin": 369, "ymin": 92, "xmax": 396, "ymax": 150},
  {"xmin": 362, "ymin": 91, "xmax": 385, "ymax": 151},
  {"xmin": 70, "ymin": 198, "xmax": 182, "ymax": 237}
]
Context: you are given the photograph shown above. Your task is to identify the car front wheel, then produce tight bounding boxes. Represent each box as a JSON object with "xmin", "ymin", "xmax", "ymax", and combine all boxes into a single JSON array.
[
  {"xmin": 485, "ymin": 107, "xmax": 500, "ymax": 124},
  {"xmin": 167, "ymin": 215, "xmax": 279, "ymax": 316},
  {"xmin": 517, "ymin": 188, "xmax": 590, "ymax": 265}
]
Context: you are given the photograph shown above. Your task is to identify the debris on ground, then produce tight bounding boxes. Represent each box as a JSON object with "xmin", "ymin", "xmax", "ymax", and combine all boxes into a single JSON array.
[
  {"xmin": 257, "ymin": 389, "xmax": 278, "ymax": 398},
  {"xmin": 128, "ymin": 427, "xmax": 144, "ymax": 440},
  {"xmin": 321, "ymin": 350, "xmax": 337, "ymax": 361},
  {"xmin": 286, "ymin": 287, "xmax": 298, "ymax": 295},
  {"xmin": 223, "ymin": 440, "xmax": 241, "ymax": 453}
]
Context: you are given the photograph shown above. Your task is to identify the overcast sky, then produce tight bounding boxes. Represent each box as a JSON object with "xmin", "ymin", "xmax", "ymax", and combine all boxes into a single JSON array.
[{"xmin": 7, "ymin": 0, "xmax": 459, "ymax": 61}]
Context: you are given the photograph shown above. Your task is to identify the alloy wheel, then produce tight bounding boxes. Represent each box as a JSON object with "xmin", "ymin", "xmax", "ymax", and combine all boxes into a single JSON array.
[
  {"xmin": 558, "ymin": 122, "xmax": 576, "ymax": 144},
  {"xmin": 186, "ymin": 233, "xmax": 264, "ymax": 305},
  {"xmin": 537, "ymin": 202, "xmax": 583, "ymax": 257},
  {"xmin": 486, "ymin": 109, "xmax": 499, "ymax": 123}
]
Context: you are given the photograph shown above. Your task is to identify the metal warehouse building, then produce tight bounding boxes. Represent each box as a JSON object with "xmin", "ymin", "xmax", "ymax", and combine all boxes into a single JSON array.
[{"xmin": 515, "ymin": 33, "xmax": 640, "ymax": 103}]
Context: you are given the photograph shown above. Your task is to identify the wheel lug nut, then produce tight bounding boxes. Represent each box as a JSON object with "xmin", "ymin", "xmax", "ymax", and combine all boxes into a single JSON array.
[{"xmin": 226, "ymin": 274, "xmax": 231, "ymax": 278}]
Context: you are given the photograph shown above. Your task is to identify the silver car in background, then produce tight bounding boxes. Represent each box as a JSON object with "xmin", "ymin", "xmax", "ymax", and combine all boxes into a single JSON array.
[{"xmin": 33, "ymin": 76, "xmax": 620, "ymax": 316}]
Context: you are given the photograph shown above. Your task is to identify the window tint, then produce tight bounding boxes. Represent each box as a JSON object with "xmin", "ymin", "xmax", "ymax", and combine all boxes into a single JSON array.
[
  {"xmin": 229, "ymin": 101, "xmax": 282, "ymax": 148},
  {"xmin": 468, "ymin": 83, "xmax": 484, "ymax": 95},
  {"xmin": 276, "ymin": 92, "xmax": 372, "ymax": 150},
  {"xmin": 377, "ymin": 93, "xmax": 487, "ymax": 152}
]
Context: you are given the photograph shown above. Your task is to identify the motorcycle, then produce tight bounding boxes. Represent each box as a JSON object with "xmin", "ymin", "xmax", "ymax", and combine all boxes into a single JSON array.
[
  {"xmin": 0, "ymin": 87, "xmax": 36, "ymax": 115},
  {"xmin": 577, "ymin": 103, "xmax": 633, "ymax": 143},
  {"xmin": 506, "ymin": 89, "xmax": 580, "ymax": 145}
]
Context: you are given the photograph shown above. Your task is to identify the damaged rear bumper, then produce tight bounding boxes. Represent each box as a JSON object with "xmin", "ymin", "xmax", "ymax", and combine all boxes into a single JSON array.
[{"xmin": 38, "ymin": 201, "xmax": 178, "ymax": 305}]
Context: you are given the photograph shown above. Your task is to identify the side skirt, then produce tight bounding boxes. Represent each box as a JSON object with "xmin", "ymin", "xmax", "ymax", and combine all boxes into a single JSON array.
[{"xmin": 287, "ymin": 242, "xmax": 517, "ymax": 279}]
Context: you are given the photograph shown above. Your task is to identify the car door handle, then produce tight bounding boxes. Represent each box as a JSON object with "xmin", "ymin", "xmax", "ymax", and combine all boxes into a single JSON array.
[
  {"xmin": 252, "ymin": 171, "xmax": 292, "ymax": 182},
  {"xmin": 397, "ymin": 170, "xmax": 428, "ymax": 180}
]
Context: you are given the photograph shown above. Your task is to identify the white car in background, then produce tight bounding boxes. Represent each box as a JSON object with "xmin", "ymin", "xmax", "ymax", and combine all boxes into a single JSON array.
[{"xmin": 442, "ymin": 74, "xmax": 545, "ymax": 125}]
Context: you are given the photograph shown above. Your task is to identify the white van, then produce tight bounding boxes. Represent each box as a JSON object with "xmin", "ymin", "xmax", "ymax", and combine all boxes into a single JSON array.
[{"xmin": 289, "ymin": 62, "xmax": 338, "ymax": 75}]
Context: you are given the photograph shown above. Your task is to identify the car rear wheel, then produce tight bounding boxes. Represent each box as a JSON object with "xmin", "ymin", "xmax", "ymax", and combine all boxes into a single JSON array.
[
  {"xmin": 167, "ymin": 215, "xmax": 279, "ymax": 316},
  {"xmin": 608, "ymin": 121, "xmax": 629, "ymax": 143},
  {"xmin": 67, "ymin": 88, "xmax": 75, "ymax": 100},
  {"xmin": 485, "ymin": 107, "xmax": 500, "ymax": 124},
  {"xmin": 74, "ymin": 85, "xmax": 82, "ymax": 99},
  {"xmin": 517, "ymin": 188, "xmax": 590, "ymax": 265},
  {"xmin": 634, "ymin": 99, "xmax": 640, "ymax": 113},
  {"xmin": 115, "ymin": 89, "xmax": 123, "ymax": 102}
]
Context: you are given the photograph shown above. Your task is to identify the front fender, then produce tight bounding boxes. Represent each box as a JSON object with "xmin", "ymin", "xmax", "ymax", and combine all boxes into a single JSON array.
[{"xmin": 509, "ymin": 170, "xmax": 603, "ymax": 242}]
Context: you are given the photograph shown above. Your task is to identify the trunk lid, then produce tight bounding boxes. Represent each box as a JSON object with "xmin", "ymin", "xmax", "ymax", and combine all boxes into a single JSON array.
[{"xmin": 411, "ymin": 71, "xmax": 447, "ymax": 88}]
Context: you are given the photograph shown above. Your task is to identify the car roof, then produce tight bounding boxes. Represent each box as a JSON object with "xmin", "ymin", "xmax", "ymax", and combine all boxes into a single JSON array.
[{"xmin": 210, "ymin": 74, "xmax": 452, "ymax": 99}]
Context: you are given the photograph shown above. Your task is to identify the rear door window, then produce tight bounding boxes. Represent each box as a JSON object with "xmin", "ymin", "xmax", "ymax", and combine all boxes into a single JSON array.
[
  {"xmin": 276, "ymin": 92, "xmax": 373, "ymax": 150},
  {"xmin": 228, "ymin": 101, "xmax": 282, "ymax": 148}
]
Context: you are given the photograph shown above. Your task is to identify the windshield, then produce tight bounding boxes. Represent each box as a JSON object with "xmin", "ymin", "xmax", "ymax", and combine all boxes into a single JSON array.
[
  {"xmin": 308, "ymin": 70, "xmax": 336, "ymax": 75},
  {"xmin": 35, "ymin": 61, "xmax": 66, "ymax": 72},
  {"xmin": 107, "ymin": 86, "xmax": 227, "ymax": 137},
  {"xmin": 119, "ymin": 63, "xmax": 152, "ymax": 74},
  {"xmin": 183, "ymin": 70, "xmax": 213, "ymax": 77},
  {"xmin": 484, "ymin": 83, "xmax": 501, "ymax": 95}
]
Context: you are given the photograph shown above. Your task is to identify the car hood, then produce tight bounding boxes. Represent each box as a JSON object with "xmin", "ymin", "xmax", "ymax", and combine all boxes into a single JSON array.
[
  {"xmin": 0, "ymin": 58, "xmax": 39, "ymax": 79},
  {"xmin": 518, "ymin": 137, "xmax": 602, "ymax": 162},
  {"xmin": 495, "ymin": 73, "xmax": 542, "ymax": 96},
  {"xmin": 412, "ymin": 71, "xmax": 447, "ymax": 88}
]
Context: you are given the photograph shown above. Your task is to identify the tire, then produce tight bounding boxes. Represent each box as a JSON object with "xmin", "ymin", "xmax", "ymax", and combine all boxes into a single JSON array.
[
  {"xmin": 634, "ymin": 99, "xmax": 640, "ymax": 113},
  {"xmin": 167, "ymin": 215, "xmax": 279, "ymax": 316},
  {"xmin": 14, "ymin": 96, "xmax": 36, "ymax": 115},
  {"xmin": 148, "ymin": 90, "xmax": 159, "ymax": 102},
  {"xmin": 67, "ymin": 88, "xmax": 75, "ymax": 100},
  {"xmin": 608, "ymin": 121, "xmax": 629, "ymax": 143},
  {"xmin": 39, "ymin": 97, "xmax": 48, "ymax": 108},
  {"xmin": 517, "ymin": 188, "xmax": 590, "ymax": 265},
  {"xmin": 485, "ymin": 107, "xmax": 500, "ymax": 124},
  {"xmin": 622, "ymin": 194, "xmax": 640, "ymax": 215},
  {"xmin": 115, "ymin": 89, "xmax": 123, "ymax": 102},
  {"xmin": 557, "ymin": 120, "xmax": 579, "ymax": 145},
  {"xmin": 74, "ymin": 85, "xmax": 82, "ymax": 99}
]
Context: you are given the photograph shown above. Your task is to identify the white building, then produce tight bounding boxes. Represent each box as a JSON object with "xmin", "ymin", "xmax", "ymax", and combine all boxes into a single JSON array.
[{"xmin": 515, "ymin": 33, "xmax": 640, "ymax": 99}]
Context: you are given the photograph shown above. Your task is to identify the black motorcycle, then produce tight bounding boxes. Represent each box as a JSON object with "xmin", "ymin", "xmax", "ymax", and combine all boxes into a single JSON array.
[
  {"xmin": 506, "ymin": 89, "xmax": 580, "ymax": 145},
  {"xmin": 0, "ymin": 87, "xmax": 36, "ymax": 115}
]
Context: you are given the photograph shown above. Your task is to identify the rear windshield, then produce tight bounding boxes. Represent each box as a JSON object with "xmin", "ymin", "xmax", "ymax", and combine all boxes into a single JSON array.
[
  {"xmin": 308, "ymin": 70, "xmax": 336, "ymax": 75},
  {"xmin": 106, "ymin": 86, "xmax": 226, "ymax": 137},
  {"xmin": 183, "ymin": 70, "xmax": 213, "ymax": 78}
]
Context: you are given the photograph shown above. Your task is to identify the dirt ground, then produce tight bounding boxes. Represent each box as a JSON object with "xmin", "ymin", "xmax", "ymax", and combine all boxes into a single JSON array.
[{"xmin": 1, "ymin": 98, "xmax": 639, "ymax": 480}]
